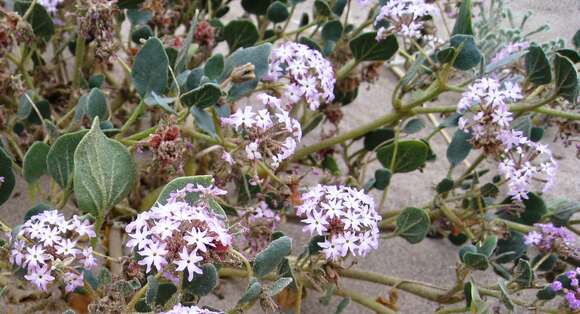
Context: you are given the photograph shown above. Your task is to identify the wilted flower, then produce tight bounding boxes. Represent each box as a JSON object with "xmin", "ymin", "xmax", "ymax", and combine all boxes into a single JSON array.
[
  {"xmin": 296, "ymin": 185, "xmax": 381, "ymax": 261},
  {"xmin": 79, "ymin": 0, "xmax": 116, "ymax": 62},
  {"xmin": 237, "ymin": 202, "xmax": 281, "ymax": 256},
  {"xmin": 524, "ymin": 223, "xmax": 576, "ymax": 257},
  {"xmin": 10, "ymin": 210, "xmax": 97, "ymax": 292},
  {"xmin": 220, "ymin": 94, "xmax": 302, "ymax": 168},
  {"xmin": 264, "ymin": 42, "xmax": 335, "ymax": 111},
  {"xmin": 125, "ymin": 182, "xmax": 231, "ymax": 282},
  {"xmin": 374, "ymin": 0, "xmax": 436, "ymax": 40},
  {"xmin": 161, "ymin": 304, "xmax": 223, "ymax": 314},
  {"xmin": 194, "ymin": 20, "xmax": 216, "ymax": 48},
  {"xmin": 147, "ymin": 122, "xmax": 187, "ymax": 172}
]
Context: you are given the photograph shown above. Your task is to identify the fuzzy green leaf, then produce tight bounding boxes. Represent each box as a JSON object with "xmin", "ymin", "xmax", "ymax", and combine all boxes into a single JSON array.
[
  {"xmin": 553, "ymin": 53, "xmax": 579, "ymax": 104},
  {"xmin": 376, "ymin": 140, "xmax": 429, "ymax": 173},
  {"xmin": 350, "ymin": 32, "xmax": 398, "ymax": 61},
  {"xmin": 132, "ymin": 37, "xmax": 169, "ymax": 98},
  {"xmin": 23, "ymin": 141, "xmax": 50, "ymax": 184},
  {"xmin": 395, "ymin": 207, "xmax": 430, "ymax": 244},
  {"xmin": 182, "ymin": 264, "xmax": 218, "ymax": 296},
  {"xmin": 253, "ymin": 236, "xmax": 292, "ymax": 277},
  {"xmin": 46, "ymin": 130, "xmax": 88, "ymax": 189},
  {"xmin": 447, "ymin": 130, "xmax": 472, "ymax": 168},
  {"xmin": 224, "ymin": 20, "xmax": 259, "ymax": 52},
  {"xmin": 525, "ymin": 45, "xmax": 552, "ymax": 85}
]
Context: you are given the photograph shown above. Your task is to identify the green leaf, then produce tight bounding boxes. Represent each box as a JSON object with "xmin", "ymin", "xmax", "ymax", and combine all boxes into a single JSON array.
[
  {"xmin": 402, "ymin": 118, "xmax": 425, "ymax": 134},
  {"xmin": 477, "ymin": 235, "xmax": 498, "ymax": 257},
  {"xmin": 549, "ymin": 199, "xmax": 580, "ymax": 226},
  {"xmin": 132, "ymin": 37, "xmax": 169, "ymax": 98},
  {"xmin": 514, "ymin": 260, "xmax": 533, "ymax": 287},
  {"xmin": 307, "ymin": 235, "xmax": 326, "ymax": 256},
  {"xmin": 501, "ymin": 192, "xmax": 547, "ymax": 225},
  {"xmin": 536, "ymin": 286, "xmax": 556, "ymax": 300},
  {"xmin": 156, "ymin": 175, "xmax": 212, "ymax": 204},
  {"xmin": 87, "ymin": 88, "xmax": 108, "ymax": 120},
  {"xmin": 525, "ymin": 45, "xmax": 552, "ymax": 85},
  {"xmin": 266, "ymin": 277, "xmax": 293, "ymax": 296},
  {"xmin": 452, "ymin": 0, "xmax": 473, "ymax": 35},
  {"xmin": 88, "ymin": 74, "xmax": 105, "ymax": 89},
  {"xmin": 497, "ymin": 280, "xmax": 514, "ymax": 311},
  {"xmin": 267, "ymin": 1, "xmax": 289, "ymax": 23},
  {"xmin": 350, "ymin": 32, "xmax": 398, "ymax": 61},
  {"xmin": 314, "ymin": 0, "xmax": 332, "ymax": 17},
  {"xmin": 373, "ymin": 168, "xmax": 391, "ymax": 190},
  {"xmin": 73, "ymin": 118, "xmax": 137, "ymax": 217},
  {"xmin": 46, "ymin": 130, "xmax": 88, "ymax": 189},
  {"xmin": 447, "ymin": 130, "xmax": 472, "ymax": 168},
  {"xmin": 126, "ymin": 8, "xmax": 152, "ymax": 25},
  {"xmin": 17, "ymin": 92, "xmax": 33, "ymax": 119},
  {"xmin": 557, "ymin": 49, "xmax": 580, "ymax": 64},
  {"xmin": 574, "ymin": 29, "xmax": 580, "ymax": 49},
  {"xmin": 395, "ymin": 207, "xmax": 430, "ymax": 244},
  {"xmin": 144, "ymin": 92, "xmax": 176, "ymax": 114},
  {"xmin": 191, "ymin": 107, "xmax": 217, "ymax": 137},
  {"xmin": 180, "ymin": 83, "xmax": 222, "ymax": 109},
  {"xmin": 463, "ymin": 252, "xmax": 489, "ymax": 270},
  {"xmin": 224, "ymin": 20, "xmax": 259, "ymax": 52},
  {"xmin": 553, "ymin": 53, "xmax": 579, "ymax": 104},
  {"xmin": 299, "ymin": 36, "xmax": 322, "ymax": 53},
  {"xmin": 363, "ymin": 128, "xmax": 394, "ymax": 151},
  {"xmin": 239, "ymin": 280, "xmax": 262, "ymax": 303},
  {"xmin": 495, "ymin": 231, "xmax": 527, "ymax": 264},
  {"xmin": 332, "ymin": 0, "xmax": 347, "ymax": 16},
  {"xmin": 436, "ymin": 178, "xmax": 454, "ymax": 194},
  {"xmin": 15, "ymin": 1, "xmax": 54, "ymax": 41},
  {"xmin": 459, "ymin": 244, "xmax": 477, "ymax": 262},
  {"xmin": 450, "ymin": 35, "xmax": 482, "ymax": 71},
  {"xmin": 322, "ymin": 155, "xmax": 340, "ymax": 175},
  {"xmin": 131, "ymin": 25, "xmax": 153, "ymax": 44},
  {"xmin": 301, "ymin": 112, "xmax": 324, "ymax": 136},
  {"xmin": 0, "ymin": 147, "xmax": 15, "ymax": 206},
  {"xmin": 241, "ymin": 0, "xmax": 272, "ymax": 15},
  {"xmin": 23, "ymin": 204, "xmax": 51, "ymax": 222},
  {"xmin": 204, "ymin": 54, "xmax": 225, "ymax": 81},
  {"xmin": 23, "ymin": 141, "xmax": 50, "ymax": 184},
  {"xmin": 182, "ymin": 264, "xmax": 218, "ymax": 296},
  {"xmin": 98, "ymin": 268, "xmax": 112, "ymax": 286},
  {"xmin": 221, "ymin": 44, "xmax": 272, "ymax": 100},
  {"xmin": 118, "ymin": 0, "xmax": 146, "ymax": 9},
  {"xmin": 321, "ymin": 20, "xmax": 343, "ymax": 42},
  {"xmin": 532, "ymin": 254, "xmax": 556, "ymax": 271},
  {"xmin": 253, "ymin": 236, "xmax": 292, "ymax": 277},
  {"xmin": 376, "ymin": 140, "xmax": 429, "ymax": 173},
  {"xmin": 335, "ymin": 297, "xmax": 351, "ymax": 314},
  {"xmin": 512, "ymin": 115, "xmax": 532, "ymax": 138},
  {"xmin": 145, "ymin": 275, "xmax": 159, "ymax": 306}
]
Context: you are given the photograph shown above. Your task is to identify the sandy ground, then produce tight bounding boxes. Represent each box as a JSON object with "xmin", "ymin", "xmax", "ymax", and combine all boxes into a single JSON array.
[{"xmin": 1, "ymin": 0, "xmax": 579, "ymax": 313}]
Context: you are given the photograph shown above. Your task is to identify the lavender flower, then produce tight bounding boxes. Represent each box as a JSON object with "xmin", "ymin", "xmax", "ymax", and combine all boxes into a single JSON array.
[
  {"xmin": 374, "ymin": 0, "xmax": 436, "ymax": 40},
  {"xmin": 125, "ymin": 182, "xmax": 231, "ymax": 283},
  {"xmin": 162, "ymin": 304, "xmax": 223, "ymax": 314},
  {"xmin": 264, "ymin": 42, "xmax": 335, "ymax": 111},
  {"xmin": 524, "ymin": 223, "xmax": 577, "ymax": 257},
  {"xmin": 490, "ymin": 41, "xmax": 530, "ymax": 64},
  {"xmin": 545, "ymin": 268, "xmax": 580, "ymax": 311},
  {"xmin": 10, "ymin": 210, "xmax": 97, "ymax": 292},
  {"xmin": 0, "ymin": 176, "xmax": 4, "ymax": 187},
  {"xmin": 458, "ymin": 78, "xmax": 557, "ymax": 201},
  {"xmin": 296, "ymin": 185, "xmax": 381, "ymax": 261},
  {"xmin": 221, "ymin": 94, "xmax": 302, "ymax": 168}
]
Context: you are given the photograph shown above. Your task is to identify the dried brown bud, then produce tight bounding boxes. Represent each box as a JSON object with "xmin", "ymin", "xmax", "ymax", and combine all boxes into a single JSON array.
[{"xmin": 230, "ymin": 63, "xmax": 256, "ymax": 83}]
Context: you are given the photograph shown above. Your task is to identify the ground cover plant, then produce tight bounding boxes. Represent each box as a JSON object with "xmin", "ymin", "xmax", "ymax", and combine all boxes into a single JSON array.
[{"xmin": 0, "ymin": 0, "xmax": 580, "ymax": 313}]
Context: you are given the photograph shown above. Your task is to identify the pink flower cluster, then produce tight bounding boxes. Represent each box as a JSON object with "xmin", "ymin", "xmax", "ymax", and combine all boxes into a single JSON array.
[
  {"xmin": 125, "ymin": 183, "xmax": 231, "ymax": 282},
  {"xmin": 457, "ymin": 78, "xmax": 557, "ymax": 201},
  {"xmin": 490, "ymin": 41, "xmax": 530, "ymax": 64},
  {"xmin": 374, "ymin": 0, "xmax": 436, "ymax": 40},
  {"xmin": 524, "ymin": 223, "xmax": 577, "ymax": 257},
  {"xmin": 10, "ymin": 210, "xmax": 97, "ymax": 292},
  {"xmin": 221, "ymin": 94, "xmax": 302, "ymax": 168},
  {"xmin": 296, "ymin": 185, "xmax": 381, "ymax": 261},
  {"xmin": 265, "ymin": 42, "xmax": 335, "ymax": 111},
  {"xmin": 550, "ymin": 269, "xmax": 580, "ymax": 311},
  {"xmin": 162, "ymin": 304, "xmax": 223, "ymax": 314},
  {"xmin": 238, "ymin": 201, "xmax": 281, "ymax": 256}
]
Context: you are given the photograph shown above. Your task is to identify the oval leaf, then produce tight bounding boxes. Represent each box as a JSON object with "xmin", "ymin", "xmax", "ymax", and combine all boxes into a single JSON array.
[
  {"xmin": 350, "ymin": 32, "xmax": 399, "ymax": 61},
  {"xmin": 23, "ymin": 141, "xmax": 50, "ymax": 184},
  {"xmin": 376, "ymin": 140, "xmax": 429, "ymax": 173},
  {"xmin": 47, "ymin": 130, "xmax": 88, "ymax": 189},
  {"xmin": 395, "ymin": 207, "xmax": 430, "ymax": 244},
  {"xmin": 132, "ymin": 37, "xmax": 169, "ymax": 98},
  {"xmin": 253, "ymin": 236, "xmax": 292, "ymax": 277}
]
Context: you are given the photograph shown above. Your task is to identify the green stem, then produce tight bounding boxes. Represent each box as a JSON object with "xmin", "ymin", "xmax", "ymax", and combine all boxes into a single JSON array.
[
  {"xmin": 117, "ymin": 100, "xmax": 146, "ymax": 137},
  {"xmin": 73, "ymin": 34, "xmax": 86, "ymax": 88},
  {"xmin": 335, "ymin": 288, "xmax": 396, "ymax": 314},
  {"xmin": 336, "ymin": 59, "xmax": 359, "ymax": 80}
]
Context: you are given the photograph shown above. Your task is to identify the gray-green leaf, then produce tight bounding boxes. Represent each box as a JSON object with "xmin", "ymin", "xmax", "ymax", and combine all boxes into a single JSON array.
[
  {"xmin": 23, "ymin": 141, "xmax": 50, "ymax": 184},
  {"xmin": 73, "ymin": 118, "xmax": 137, "ymax": 217},
  {"xmin": 395, "ymin": 207, "xmax": 430, "ymax": 244},
  {"xmin": 47, "ymin": 130, "xmax": 88, "ymax": 189},
  {"xmin": 350, "ymin": 32, "xmax": 399, "ymax": 61},
  {"xmin": 253, "ymin": 236, "xmax": 292, "ymax": 277},
  {"xmin": 132, "ymin": 37, "xmax": 169, "ymax": 98}
]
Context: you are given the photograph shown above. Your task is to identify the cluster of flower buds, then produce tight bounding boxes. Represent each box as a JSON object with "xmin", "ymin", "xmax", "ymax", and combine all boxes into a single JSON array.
[
  {"xmin": 220, "ymin": 94, "xmax": 302, "ymax": 168},
  {"xmin": 264, "ymin": 42, "xmax": 335, "ymax": 111},
  {"xmin": 490, "ymin": 41, "xmax": 530, "ymax": 64},
  {"xmin": 125, "ymin": 183, "xmax": 231, "ymax": 283},
  {"xmin": 10, "ymin": 210, "xmax": 97, "ymax": 292},
  {"xmin": 194, "ymin": 20, "xmax": 217, "ymax": 48},
  {"xmin": 237, "ymin": 201, "xmax": 281, "ymax": 256},
  {"xmin": 296, "ymin": 185, "xmax": 381, "ymax": 262},
  {"xmin": 374, "ymin": 0, "xmax": 436, "ymax": 40},
  {"xmin": 162, "ymin": 304, "xmax": 223, "ymax": 314},
  {"xmin": 78, "ymin": 0, "xmax": 116, "ymax": 62},
  {"xmin": 549, "ymin": 269, "xmax": 580, "ymax": 311},
  {"xmin": 524, "ymin": 223, "xmax": 577, "ymax": 257},
  {"xmin": 458, "ymin": 78, "xmax": 557, "ymax": 201}
]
